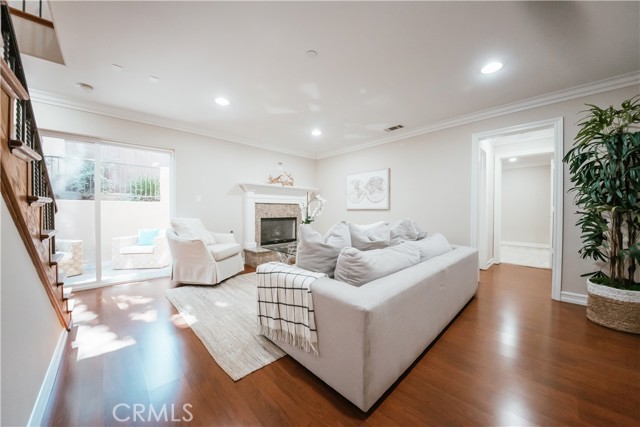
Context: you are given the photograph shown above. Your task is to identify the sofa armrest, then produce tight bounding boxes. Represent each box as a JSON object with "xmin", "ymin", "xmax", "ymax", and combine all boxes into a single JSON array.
[
  {"xmin": 209, "ymin": 232, "xmax": 236, "ymax": 244},
  {"xmin": 111, "ymin": 235, "xmax": 138, "ymax": 251},
  {"xmin": 272, "ymin": 275, "xmax": 370, "ymax": 409},
  {"xmin": 273, "ymin": 246, "xmax": 479, "ymax": 412},
  {"xmin": 153, "ymin": 232, "xmax": 168, "ymax": 249}
]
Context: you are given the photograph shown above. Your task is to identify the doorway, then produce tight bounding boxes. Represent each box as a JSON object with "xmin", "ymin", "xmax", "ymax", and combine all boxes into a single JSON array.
[
  {"xmin": 42, "ymin": 133, "xmax": 173, "ymax": 289},
  {"xmin": 471, "ymin": 118, "xmax": 563, "ymax": 300}
]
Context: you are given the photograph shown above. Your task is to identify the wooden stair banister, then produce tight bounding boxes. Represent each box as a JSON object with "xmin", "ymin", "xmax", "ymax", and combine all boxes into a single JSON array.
[
  {"xmin": 8, "ymin": 138, "xmax": 42, "ymax": 162},
  {"xmin": 1, "ymin": 1, "xmax": 71, "ymax": 330},
  {"xmin": 8, "ymin": 6, "xmax": 54, "ymax": 29}
]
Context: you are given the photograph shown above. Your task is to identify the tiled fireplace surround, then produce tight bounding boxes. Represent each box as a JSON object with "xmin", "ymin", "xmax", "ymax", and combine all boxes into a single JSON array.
[
  {"xmin": 239, "ymin": 182, "xmax": 317, "ymax": 267},
  {"xmin": 254, "ymin": 203, "xmax": 302, "ymax": 246}
]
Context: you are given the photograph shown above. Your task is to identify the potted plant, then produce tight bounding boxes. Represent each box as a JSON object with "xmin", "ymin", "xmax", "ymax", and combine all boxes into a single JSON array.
[
  {"xmin": 300, "ymin": 192, "xmax": 327, "ymax": 224},
  {"xmin": 563, "ymin": 95, "xmax": 640, "ymax": 333}
]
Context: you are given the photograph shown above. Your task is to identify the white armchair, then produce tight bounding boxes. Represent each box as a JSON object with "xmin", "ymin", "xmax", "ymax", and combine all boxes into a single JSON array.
[
  {"xmin": 167, "ymin": 218, "xmax": 244, "ymax": 285},
  {"xmin": 112, "ymin": 230, "xmax": 171, "ymax": 270}
]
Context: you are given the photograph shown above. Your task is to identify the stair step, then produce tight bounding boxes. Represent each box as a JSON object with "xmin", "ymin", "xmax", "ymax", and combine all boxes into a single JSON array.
[
  {"xmin": 27, "ymin": 195, "xmax": 53, "ymax": 206},
  {"xmin": 40, "ymin": 229, "xmax": 56, "ymax": 240},
  {"xmin": 57, "ymin": 272, "xmax": 67, "ymax": 287},
  {"xmin": 62, "ymin": 286, "xmax": 72, "ymax": 301},
  {"xmin": 51, "ymin": 252, "xmax": 64, "ymax": 265},
  {"xmin": 8, "ymin": 138, "xmax": 42, "ymax": 162},
  {"xmin": 66, "ymin": 298, "xmax": 75, "ymax": 313}
]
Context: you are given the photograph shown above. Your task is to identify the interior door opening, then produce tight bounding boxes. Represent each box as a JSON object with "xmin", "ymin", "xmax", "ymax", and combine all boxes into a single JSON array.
[{"xmin": 471, "ymin": 118, "xmax": 563, "ymax": 300}]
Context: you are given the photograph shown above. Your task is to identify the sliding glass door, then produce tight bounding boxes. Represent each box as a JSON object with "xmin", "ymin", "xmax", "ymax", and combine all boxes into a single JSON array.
[{"xmin": 43, "ymin": 135, "xmax": 173, "ymax": 287}]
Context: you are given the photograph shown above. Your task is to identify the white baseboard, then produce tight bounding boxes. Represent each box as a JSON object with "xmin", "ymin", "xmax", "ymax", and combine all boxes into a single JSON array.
[
  {"xmin": 28, "ymin": 329, "xmax": 68, "ymax": 427},
  {"xmin": 560, "ymin": 291, "xmax": 588, "ymax": 306},
  {"xmin": 71, "ymin": 272, "xmax": 170, "ymax": 291},
  {"xmin": 500, "ymin": 241, "xmax": 551, "ymax": 249}
]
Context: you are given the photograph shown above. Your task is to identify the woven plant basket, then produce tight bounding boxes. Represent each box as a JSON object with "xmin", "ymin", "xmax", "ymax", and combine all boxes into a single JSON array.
[{"xmin": 587, "ymin": 280, "xmax": 640, "ymax": 334}]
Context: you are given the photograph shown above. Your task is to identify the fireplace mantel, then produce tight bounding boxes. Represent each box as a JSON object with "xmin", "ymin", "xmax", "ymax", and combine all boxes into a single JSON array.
[
  {"xmin": 238, "ymin": 182, "xmax": 319, "ymax": 250},
  {"xmin": 238, "ymin": 182, "xmax": 318, "ymax": 197}
]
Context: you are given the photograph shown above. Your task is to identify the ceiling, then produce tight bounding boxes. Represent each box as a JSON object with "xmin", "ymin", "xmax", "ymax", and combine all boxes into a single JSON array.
[{"xmin": 19, "ymin": 1, "xmax": 640, "ymax": 159}]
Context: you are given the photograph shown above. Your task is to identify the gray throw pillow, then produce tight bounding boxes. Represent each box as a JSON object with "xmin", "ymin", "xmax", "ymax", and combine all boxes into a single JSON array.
[
  {"xmin": 404, "ymin": 233, "xmax": 452, "ymax": 261},
  {"xmin": 334, "ymin": 243, "xmax": 420, "ymax": 287},
  {"xmin": 349, "ymin": 221, "xmax": 390, "ymax": 250},
  {"xmin": 296, "ymin": 221, "xmax": 351, "ymax": 277},
  {"xmin": 389, "ymin": 218, "xmax": 428, "ymax": 245}
]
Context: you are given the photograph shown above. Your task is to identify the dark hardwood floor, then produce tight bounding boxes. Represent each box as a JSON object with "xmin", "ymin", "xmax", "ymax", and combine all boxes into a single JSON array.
[{"xmin": 42, "ymin": 264, "xmax": 640, "ymax": 426}]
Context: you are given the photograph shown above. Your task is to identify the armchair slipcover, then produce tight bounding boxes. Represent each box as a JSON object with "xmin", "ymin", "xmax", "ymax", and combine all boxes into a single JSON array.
[{"xmin": 167, "ymin": 218, "xmax": 244, "ymax": 285}]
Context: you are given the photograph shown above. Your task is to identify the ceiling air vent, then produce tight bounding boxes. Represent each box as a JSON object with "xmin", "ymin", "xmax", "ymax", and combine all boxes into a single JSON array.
[{"xmin": 384, "ymin": 124, "xmax": 404, "ymax": 132}]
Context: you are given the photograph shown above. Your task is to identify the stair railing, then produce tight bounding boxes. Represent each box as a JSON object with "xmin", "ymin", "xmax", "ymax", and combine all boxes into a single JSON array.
[{"xmin": 1, "ymin": 0, "xmax": 70, "ymax": 329}]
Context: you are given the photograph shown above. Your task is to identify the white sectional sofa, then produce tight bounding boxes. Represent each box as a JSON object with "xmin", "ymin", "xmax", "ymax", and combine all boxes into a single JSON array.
[{"xmin": 268, "ymin": 241, "xmax": 479, "ymax": 411}]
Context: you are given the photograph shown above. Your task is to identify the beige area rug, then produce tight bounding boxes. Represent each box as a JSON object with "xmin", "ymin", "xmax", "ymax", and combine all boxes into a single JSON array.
[{"xmin": 164, "ymin": 272, "xmax": 285, "ymax": 381}]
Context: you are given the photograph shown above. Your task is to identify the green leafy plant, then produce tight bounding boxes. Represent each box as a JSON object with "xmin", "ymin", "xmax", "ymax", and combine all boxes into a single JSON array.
[
  {"xmin": 563, "ymin": 96, "xmax": 640, "ymax": 290},
  {"xmin": 129, "ymin": 176, "xmax": 160, "ymax": 201},
  {"xmin": 66, "ymin": 160, "xmax": 115, "ymax": 199}
]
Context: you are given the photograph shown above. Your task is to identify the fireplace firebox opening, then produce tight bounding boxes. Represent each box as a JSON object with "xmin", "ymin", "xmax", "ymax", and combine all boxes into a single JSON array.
[{"xmin": 260, "ymin": 217, "xmax": 297, "ymax": 245}]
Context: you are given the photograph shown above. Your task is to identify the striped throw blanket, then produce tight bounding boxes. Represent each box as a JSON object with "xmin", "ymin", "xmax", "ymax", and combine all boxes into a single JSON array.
[{"xmin": 256, "ymin": 262, "xmax": 326, "ymax": 356}]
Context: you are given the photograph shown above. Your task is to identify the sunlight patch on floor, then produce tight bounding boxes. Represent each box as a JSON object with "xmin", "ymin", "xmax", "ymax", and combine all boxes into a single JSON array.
[
  {"xmin": 73, "ymin": 324, "xmax": 136, "ymax": 361},
  {"xmin": 129, "ymin": 309, "xmax": 158, "ymax": 323},
  {"xmin": 170, "ymin": 311, "xmax": 198, "ymax": 328},
  {"xmin": 112, "ymin": 294, "xmax": 155, "ymax": 310}
]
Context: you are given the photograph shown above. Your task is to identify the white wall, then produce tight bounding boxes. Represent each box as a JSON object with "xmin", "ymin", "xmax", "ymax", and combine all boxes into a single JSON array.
[
  {"xmin": 31, "ymin": 102, "xmax": 317, "ymax": 248},
  {"xmin": 1, "ymin": 200, "xmax": 64, "ymax": 426},
  {"xmin": 316, "ymin": 85, "xmax": 640, "ymax": 296},
  {"xmin": 316, "ymin": 125, "xmax": 472, "ymax": 245},
  {"xmin": 501, "ymin": 165, "xmax": 551, "ymax": 244},
  {"xmin": 30, "ymin": 85, "xmax": 640, "ymax": 298}
]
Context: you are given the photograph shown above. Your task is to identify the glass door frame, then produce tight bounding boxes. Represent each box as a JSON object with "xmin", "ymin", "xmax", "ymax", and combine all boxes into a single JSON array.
[{"xmin": 41, "ymin": 130, "xmax": 175, "ymax": 289}]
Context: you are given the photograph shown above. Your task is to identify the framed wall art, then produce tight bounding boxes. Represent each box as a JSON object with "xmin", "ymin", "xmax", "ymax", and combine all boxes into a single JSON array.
[{"xmin": 346, "ymin": 168, "xmax": 389, "ymax": 210}]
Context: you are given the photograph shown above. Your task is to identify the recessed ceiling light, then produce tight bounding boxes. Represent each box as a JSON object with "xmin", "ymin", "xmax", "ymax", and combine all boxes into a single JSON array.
[
  {"xmin": 215, "ymin": 97, "xmax": 230, "ymax": 106},
  {"xmin": 311, "ymin": 129, "xmax": 322, "ymax": 137},
  {"xmin": 76, "ymin": 82, "xmax": 94, "ymax": 93},
  {"xmin": 306, "ymin": 50, "xmax": 318, "ymax": 58},
  {"xmin": 111, "ymin": 64, "xmax": 123, "ymax": 72},
  {"xmin": 481, "ymin": 62, "xmax": 503, "ymax": 74},
  {"xmin": 509, "ymin": 157, "xmax": 518, "ymax": 162},
  {"xmin": 149, "ymin": 76, "xmax": 159, "ymax": 83}
]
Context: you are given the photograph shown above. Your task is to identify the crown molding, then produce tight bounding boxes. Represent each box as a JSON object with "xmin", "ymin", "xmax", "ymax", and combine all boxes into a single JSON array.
[
  {"xmin": 317, "ymin": 71, "xmax": 640, "ymax": 159},
  {"xmin": 28, "ymin": 89, "xmax": 317, "ymax": 159},
  {"xmin": 30, "ymin": 71, "xmax": 639, "ymax": 161}
]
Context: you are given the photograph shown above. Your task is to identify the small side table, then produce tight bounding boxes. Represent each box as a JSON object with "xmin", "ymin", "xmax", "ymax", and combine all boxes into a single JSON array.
[{"xmin": 260, "ymin": 241, "xmax": 297, "ymax": 264}]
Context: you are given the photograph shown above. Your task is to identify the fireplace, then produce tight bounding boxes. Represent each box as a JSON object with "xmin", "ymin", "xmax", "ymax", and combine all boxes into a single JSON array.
[{"xmin": 260, "ymin": 217, "xmax": 297, "ymax": 245}]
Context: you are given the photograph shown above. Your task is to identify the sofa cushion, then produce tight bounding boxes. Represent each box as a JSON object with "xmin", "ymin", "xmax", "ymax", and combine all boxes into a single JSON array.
[
  {"xmin": 171, "ymin": 218, "xmax": 216, "ymax": 245},
  {"xmin": 208, "ymin": 243, "xmax": 242, "ymax": 261},
  {"xmin": 389, "ymin": 219, "xmax": 428, "ymax": 245},
  {"xmin": 120, "ymin": 245, "xmax": 155, "ymax": 255},
  {"xmin": 137, "ymin": 228, "xmax": 160, "ymax": 246},
  {"xmin": 296, "ymin": 221, "xmax": 351, "ymax": 277},
  {"xmin": 404, "ymin": 233, "xmax": 452, "ymax": 261},
  {"xmin": 349, "ymin": 221, "xmax": 390, "ymax": 250},
  {"xmin": 334, "ymin": 243, "xmax": 420, "ymax": 287}
]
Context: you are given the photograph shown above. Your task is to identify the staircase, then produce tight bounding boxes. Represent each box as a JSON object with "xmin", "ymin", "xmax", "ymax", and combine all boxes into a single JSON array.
[{"xmin": 1, "ymin": 2, "xmax": 72, "ymax": 330}]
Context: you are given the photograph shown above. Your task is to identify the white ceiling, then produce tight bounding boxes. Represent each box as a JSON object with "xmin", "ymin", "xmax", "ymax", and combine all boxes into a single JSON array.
[{"xmin": 19, "ymin": 1, "xmax": 640, "ymax": 159}]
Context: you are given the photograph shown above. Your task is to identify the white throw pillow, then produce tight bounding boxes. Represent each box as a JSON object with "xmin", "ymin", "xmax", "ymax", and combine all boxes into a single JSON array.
[
  {"xmin": 334, "ymin": 244, "xmax": 420, "ymax": 287},
  {"xmin": 389, "ymin": 218, "xmax": 428, "ymax": 245},
  {"xmin": 404, "ymin": 233, "xmax": 452, "ymax": 261},
  {"xmin": 296, "ymin": 221, "xmax": 352, "ymax": 277},
  {"xmin": 170, "ymin": 218, "xmax": 216, "ymax": 245},
  {"xmin": 349, "ymin": 221, "xmax": 390, "ymax": 250}
]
